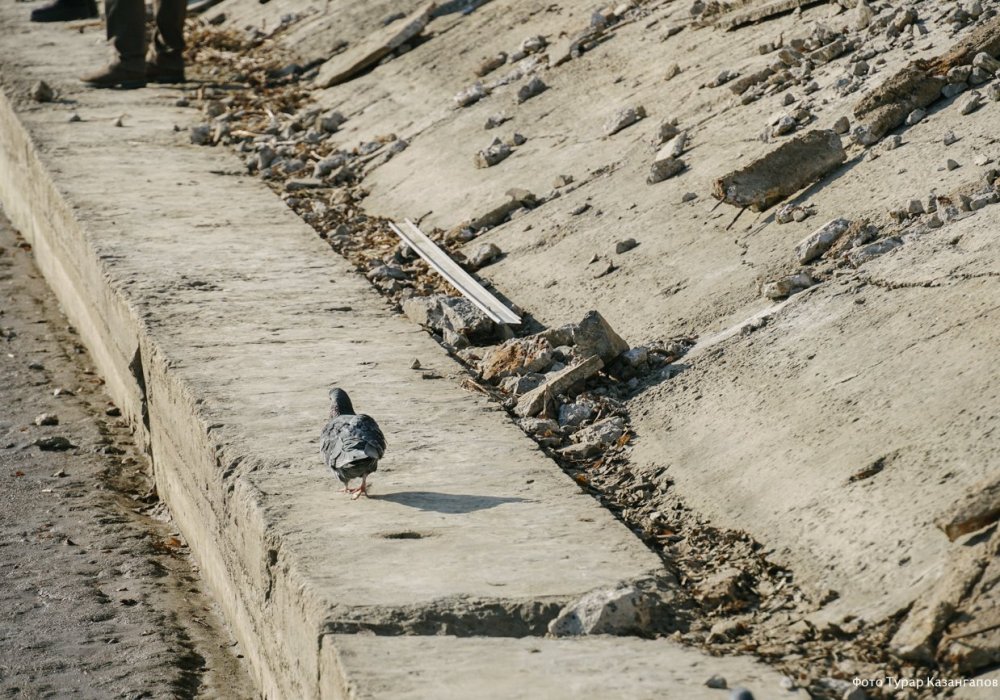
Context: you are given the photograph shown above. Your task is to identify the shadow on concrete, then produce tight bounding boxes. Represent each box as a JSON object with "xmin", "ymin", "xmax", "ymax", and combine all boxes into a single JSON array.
[{"xmin": 374, "ymin": 491, "xmax": 526, "ymax": 514}]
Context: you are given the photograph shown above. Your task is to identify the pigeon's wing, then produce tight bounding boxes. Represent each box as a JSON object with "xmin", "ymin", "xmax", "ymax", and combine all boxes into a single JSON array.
[
  {"xmin": 320, "ymin": 416, "xmax": 349, "ymax": 469},
  {"xmin": 354, "ymin": 414, "xmax": 386, "ymax": 459}
]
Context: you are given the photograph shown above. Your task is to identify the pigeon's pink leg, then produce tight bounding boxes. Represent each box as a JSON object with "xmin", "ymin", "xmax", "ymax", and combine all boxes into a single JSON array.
[{"xmin": 350, "ymin": 475, "xmax": 370, "ymax": 500}]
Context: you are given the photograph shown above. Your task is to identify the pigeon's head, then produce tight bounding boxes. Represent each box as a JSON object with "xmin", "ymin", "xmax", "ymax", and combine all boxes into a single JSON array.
[{"xmin": 328, "ymin": 387, "xmax": 356, "ymax": 416}]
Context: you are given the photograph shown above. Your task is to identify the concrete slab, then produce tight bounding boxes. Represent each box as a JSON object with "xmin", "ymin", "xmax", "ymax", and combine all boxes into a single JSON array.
[
  {"xmin": 325, "ymin": 635, "xmax": 808, "ymax": 700},
  {"xmin": 0, "ymin": 9, "xmax": 672, "ymax": 698}
]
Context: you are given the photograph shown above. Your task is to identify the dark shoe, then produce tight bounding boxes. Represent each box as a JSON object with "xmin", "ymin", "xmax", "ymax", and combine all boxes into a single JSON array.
[
  {"xmin": 146, "ymin": 61, "xmax": 186, "ymax": 84},
  {"xmin": 30, "ymin": 0, "xmax": 97, "ymax": 22},
  {"xmin": 81, "ymin": 63, "xmax": 147, "ymax": 90}
]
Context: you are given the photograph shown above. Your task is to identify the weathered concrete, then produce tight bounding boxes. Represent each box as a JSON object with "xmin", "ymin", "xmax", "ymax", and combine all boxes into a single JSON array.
[{"xmin": 0, "ymin": 8, "xmax": 814, "ymax": 700}]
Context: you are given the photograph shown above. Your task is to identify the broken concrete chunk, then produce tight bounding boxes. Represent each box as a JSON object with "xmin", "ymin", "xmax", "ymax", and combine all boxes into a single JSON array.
[
  {"xmin": 402, "ymin": 294, "xmax": 495, "ymax": 344},
  {"xmin": 848, "ymin": 237, "xmax": 902, "ymax": 266},
  {"xmin": 795, "ymin": 218, "xmax": 851, "ymax": 264},
  {"xmin": 890, "ymin": 547, "xmax": 988, "ymax": 663},
  {"xmin": 960, "ymin": 92, "xmax": 984, "ymax": 115},
  {"xmin": 475, "ymin": 52, "xmax": 508, "ymax": 77},
  {"xmin": 314, "ymin": 2, "xmax": 435, "ymax": 88},
  {"xmin": 852, "ymin": 65, "xmax": 945, "ymax": 145},
  {"xmin": 558, "ymin": 400, "xmax": 595, "ymax": 428},
  {"xmin": 615, "ymin": 238, "xmax": 638, "ymax": 254},
  {"xmin": 516, "ymin": 76, "xmax": 547, "ymax": 103},
  {"xmin": 31, "ymin": 80, "xmax": 54, "ymax": 103},
  {"xmin": 936, "ymin": 474, "xmax": 1000, "ymax": 541},
  {"xmin": 454, "ymin": 83, "xmax": 489, "ymax": 108},
  {"xmin": 572, "ymin": 310, "xmax": 629, "ymax": 362},
  {"xmin": 572, "ymin": 416, "xmax": 625, "ymax": 447},
  {"xmin": 647, "ymin": 155, "xmax": 685, "ymax": 184},
  {"xmin": 548, "ymin": 584, "xmax": 655, "ymax": 636},
  {"xmin": 466, "ymin": 242, "xmax": 502, "ymax": 270},
  {"xmin": 474, "ymin": 138, "xmax": 512, "ymax": 168},
  {"xmin": 763, "ymin": 272, "xmax": 816, "ymax": 300},
  {"xmin": 604, "ymin": 105, "xmax": 647, "ymax": 136},
  {"xmin": 713, "ymin": 130, "xmax": 846, "ymax": 212},
  {"xmin": 514, "ymin": 356, "xmax": 604, "ymax": 417},
  {"xmin": 557, "ymin": 441, "xmax": 602, "ymax": 460},
  {"xmin": 973, "ymin": 51, "xmax": 1000, "ymax": 74},
  {"xmin": 480, "ymin": 336, "xmax": 553, "ymax": 382}
]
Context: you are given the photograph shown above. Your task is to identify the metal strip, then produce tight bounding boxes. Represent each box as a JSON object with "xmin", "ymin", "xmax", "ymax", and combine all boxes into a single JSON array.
[{"xmin": 387, "ymin": 219, "xmax": 521, "ymax": 325}]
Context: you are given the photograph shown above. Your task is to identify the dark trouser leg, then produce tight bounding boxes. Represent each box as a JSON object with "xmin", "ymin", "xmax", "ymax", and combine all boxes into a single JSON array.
[
  {"xmin": 104, "ymin": 0, "xmax": 146, "ymax": 70},
  {"xmin": 151, "ymin": 0, "xmax": 187, "ymax": 69}
]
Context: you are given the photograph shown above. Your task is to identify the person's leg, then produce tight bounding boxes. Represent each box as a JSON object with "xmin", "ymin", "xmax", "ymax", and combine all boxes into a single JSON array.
[
  {"xmin": 81, "ymin": 0, "xmax": 147, "ymax": 87},
  {"xmin": 147, "ymin": 0, "xmax": 186, "ymax": 82}
]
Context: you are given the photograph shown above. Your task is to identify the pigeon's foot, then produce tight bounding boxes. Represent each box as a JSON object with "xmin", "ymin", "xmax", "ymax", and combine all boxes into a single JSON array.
[{"xmin": 349, "ymin": 476, "xmax": 371, "ymax": 500}]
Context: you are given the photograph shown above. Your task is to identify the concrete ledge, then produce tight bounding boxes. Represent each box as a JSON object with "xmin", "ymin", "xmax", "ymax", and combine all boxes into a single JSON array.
[{"xmin": 0, "ymin": 11, "xmax": 675, "ymax": 698}]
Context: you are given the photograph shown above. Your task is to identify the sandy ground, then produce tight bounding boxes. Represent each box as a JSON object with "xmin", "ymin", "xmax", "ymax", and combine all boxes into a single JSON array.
[{"xmin": 0, "ymin": 211, "xmax": 254, "ymax": 698}]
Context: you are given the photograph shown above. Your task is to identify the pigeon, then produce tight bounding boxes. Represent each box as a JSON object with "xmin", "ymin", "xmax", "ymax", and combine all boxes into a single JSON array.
[{"xmin": 320, "ymin": 388, "xmax": 386, "ymax": 499}]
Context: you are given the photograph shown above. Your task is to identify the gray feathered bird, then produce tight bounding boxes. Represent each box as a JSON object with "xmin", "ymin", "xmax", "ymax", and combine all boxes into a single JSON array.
[{"xmin": 320, "ymin": 388, "xmax": 386, "ymax": 499}]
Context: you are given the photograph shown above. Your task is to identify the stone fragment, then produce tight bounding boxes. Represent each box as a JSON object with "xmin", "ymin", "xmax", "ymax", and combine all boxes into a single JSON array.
[
  {"xmin": 604, "ymin": 105, "xmax": 646, "ymax": 136},
  {"xmin": 713, "ymin": 130, "xmax": 846, "ymax": 211},
  {"xmin": 548, "ymin": 584, "xmax": 655, "ymax": 636},
  {"xmin": 34, "ymin": 436, "xmax": 74, "ymax": 451},
  {"xmin": 890, "ymin": 547, "xmax": 987, "ymax": 663},
  {"xmin": 795, "ymin": 218, "xmax": 851, "ymax": 263},
  {"xmin": 514, "ymin": 356, "xmax": 604, "ymax": 417},
  {"xmin": 556, "ymin": 441, "xmax": 602, "ymax": 460},
  {"xmin": 832, "ymin": 116, "xmax": 850, "ymax": 134},
  {"xmin": 848, "ymin": 237, "xmax": 902, "ymax": 266},
  {"xmin": 402, "ymin": 295, "xmax": 494, "ymax": 344},
  {"xmin": 852, "ymin": 65, "xmax": 944, "ymax": 145},
  {"xmin": 190, "ymin": 125, "xmax": 212, "ymax": 145},
  {"xmin": 572, "ymin": 310, "xmax": 629, "ymax": 362},
  {"xmin": 647, "ymin": 154, "xmax": 685, "ymax": 184},
  {"xmin": 34, "ymin": 413, "xmax": 59, "ymax": 426},
  {"xmin": 516, "ymin": 76, "xmax": 547, "ymax": 103},
  {"xmin": 664, "ymin": 63, "xmax": 681, "ymax": 80},
  {"xmin": 944, "ymin": 130, "xmax": 959, "ymax": 146},
  {"xmin": 558, "ymin": 401, "xmax": 594, "ymax": 428},
  {"xmin": 31, "ymin": 80, "xmax": 54, "ymax": 102},
  {"xmin": 906, "ymin": 108, "xmax": 926, "ymax": 125},
  {"xmin": 474, "ymin": 138, "xmax": 512, "ymax": 168},
  {"xmin": 319, "ymin": 111, "xmax": 346, "ymax": 133},
  {"xmin": 285, "ymin": 178, "xmax": 324, "ymax": 192},
  {"xmin": 946, "ymin": 158, "xmax": 960, "ymax": 171},
  {"xmin": 771, "ymin": 115, "xmax": 797, "ymax": 137},
  {"xmin": 481, "ymin": 336, "xmax": 553, "ymax": 382},
  {"xmin": 454, "ymin": 83, "xmax": 489, "ymax": 107},
  {"xmin": 657, "ymin": 120, "xmax": 680, "ymax": 143},
  {"xmin": 500, "ymin": 373, "xmax": 545, "ymax": 396},
  {"xmin": 763, "ymin": 272, "xmax": 816, "ymax": 300},
  {"xmin": 475, "ymin": 52, "xmax": 507, "ymax": 77},
  {"xmin": 706, "ymin": 675, "xmax": 728, "ymax": 689},
  {"xmin": 942, "ymin": 82, "xmax": 968, "ymax": 99},
  {"xmin": 973, "ymin": 51, "xmax": 1000, "ymax": 74},
  {"xmin": 960, "ymin": 91, "xmax": 984, "ymax": 115},
  {"xmin": 709, "ymin": 69, "xmax": 738, "ymax": 87},
  {"xmin": 615, "ymin": 238, "xmax": 638, "ymax": 254},
  {"xmin": 572, "ymin": 416, "xmax": 625, "ymax": 447},
  {"xmin": 466, "ymin": 242, "xmax": 502, "ymax": 270},
  {"xmin": 907, "ymin": 199, "xmax": 924, "ymax": 215},
  {"xmin": 936, "ymin": 474, "xmax": 1000, "ymax": 541},
  {"xmin": 621, "ymin": 347, "xmax": 648, "ymax": 367}
]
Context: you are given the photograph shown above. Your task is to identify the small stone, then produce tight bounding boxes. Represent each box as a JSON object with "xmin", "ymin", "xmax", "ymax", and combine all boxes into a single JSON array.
[
  {"xmin": 946, "ymin": 158, "xmax": 960, "ymax": 171},
  {"xmin": 509, "ymin": 132, "xmax": 527, "ymax": 147},
  {"xmin": 763, "ymin": 271, "xmax": 817, "ymax": 299},
  {"xmin": 681, "ymin": 192, "xmax": 697, "ymax": 202},
  {"xmin": 516, "ymin": 76, "xmax": 547, "ymax": 103},
  {"xmin": 68, "ymin": 112, "xmax": 81, "ymax": 123},
  {"xmin": 484, "ymin": 113, "xmax": 510, "ymax": 129},
  {"xmin": 959, "ymin": 92, "xmax": 983, "ymax": 115},
  {"xmin": 34, "ymin": 413, "xmax": 59, "ymax": 426},
  {"xmin": 907, "ymin": 199, "xmax": 924, "ymax": 215},
  {"xmin": 942, "ymin": 82, "xmax": 968, "ymax": 98},
  {"xmin": 31, "ymin": 80, "xmax": 54, "ymax": 103},
  {"xmin": 34, "ymin": 436, "xmax": 74, "ymax": 451},
  {"xmin": 604, "ymin": 105, "xmax": 646, "ymax": 136},
  {"xmin": 969, "ymin": 192, "xmax": 997, "ymax": 210},
  {"xmin": 657, "ymin": 119, "xmax": 680, "ymax": 143},
  {"xmin": 548, "ymin": 584, "xmax": 655, "ymax": 636},
  {"xmin": 454, "ymin": 82, "xmax": 489, "ymax": 107},
  {"xmin": 466, "ymin": 242, "xmax": 502, "ymax": 270},
  {"xmin": 521, "ymin": 35, "xmax": 547, "ymax": 54},
  {"xmin": 926, "ymin": 213, "xmax": 943, "ymax": 228},
  {"xmin": 705, "ymin": 674, "xmax": 728, "ymax": 689},
  {"xmin": 647, "ymin": 155, "xmax": 684, "ymax": 184},
  {"xmin": 614, "ymin": 238, "xmax": 638, "ymax": 254},
  {"xmin": 475, "ymin": 52, "xmax": 507, "ymax": 77},
  {"xmin": 969, "ymin": 67, "xmax": 991, "ymax": 85},
  {"xmin": 948, "ymin": 65, "xmax": 973, "ymax": 84},
  {"xmin": 52, "ymin": 469, "xmax": 67, "ymax": 478},
  {"xmin": 319, "ymin": 111, "xmax": 346, "ymax": 133},
  {"xmin": 782, "ymin": 92, "xmax": 796, "ymax": 106},
  {"xmin": 728, "ymin": 688, "xmax": 755, "ymax": 700},
  {"xmin": 882, "ymin": 134, "xmax": 902, "ymax": 151},
  {"xmin": 943, "ymin": 130, "xmax": 959, "ymax": 146},
  {"xmin": 113, "ymin": 115, "xmax": 124, "ymax": 128},
  {"xmin": 795, "ymin": 218, "xmax": 851, "ymax": 263},
  {"xmin": 852, "ymin": 60, "xmax": 869, "ymax": 77},
  {"xmin": 988, "ymin": 83, "xmax": 1000, "ymax": 102},
  {"xmin": 771, "ymin": 115, "xmax": 797, "ymax": 137},
  {"xmin": 832, "ymin": 116, "xmax": 850, "ymax": 134},
  {"xmin": 572, "ymin": 416, "xmax": 625, "ymax": 447},
  {"xmin": 572, "ymin": 310, "xmax": 629, "ymax": 362},
  {"xmin": 973, "ymin": 51, "xmax": 1000, "ymax": 74},
  {"xmin": 621, "ymin": 346, "xmax": 648, "ymax": 366},
  {"xmin": 905, "ymin": 108, "xmax": 926, "ymax": 125},
  {"xmin": 410, "ymin": 358, "xmax": 421, "ymax": 369},
  {"xmin": 848, "ymin": 237, "xmax": 902, "ymax": 265},
  {"xmin": 190, "ymin": 125, "xmax": 212, "ymax": 145},
  {"xmin": 709, "ymin": 69, "xmax": 738, "ymax": 87},
  {"xmin": 664, "ymin": 63, "xmax": 681, "ymax": 81},
  {"xmin": 474, "ymin": 138, "xmax": 512, "ymax": 168},
  {"xmin": 558, "ymin": 402, "xmax": 594, "ymax": 428}
]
